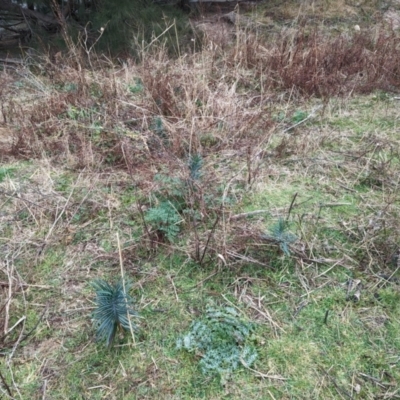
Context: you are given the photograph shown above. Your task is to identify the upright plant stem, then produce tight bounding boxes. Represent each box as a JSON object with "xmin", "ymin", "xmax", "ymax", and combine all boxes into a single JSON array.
[{"xmin": 116, "ymin": 232, "xmax": 136, "ymax": 345}]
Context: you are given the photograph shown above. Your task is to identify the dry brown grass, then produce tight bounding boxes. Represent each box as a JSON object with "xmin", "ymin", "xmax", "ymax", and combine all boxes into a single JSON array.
[
  {"xmin": 1, "ymin": 14, "xmax": 399, "ymax": 170},
  {"xmin": 260, "ymin": 0, "xmax": 380, "ymax": 22},
  {"xmin": 263, "ymin": 28, "xmax": 400, "ymax": 97}
]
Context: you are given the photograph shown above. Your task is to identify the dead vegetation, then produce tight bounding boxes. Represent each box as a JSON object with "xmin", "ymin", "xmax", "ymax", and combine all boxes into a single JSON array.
[{"xmin": 1, "ymin": 15, "xmax": 400, "ymax": 166}]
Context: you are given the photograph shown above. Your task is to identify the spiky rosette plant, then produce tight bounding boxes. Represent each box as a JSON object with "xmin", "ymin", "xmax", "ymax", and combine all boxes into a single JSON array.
[
  {"xmin": 263, "ymin": 218, "xmax": 297, "ymax": 256},
  {"xmin": 91, "ymin": 279, "xmax": 138, "ymax": 348}
]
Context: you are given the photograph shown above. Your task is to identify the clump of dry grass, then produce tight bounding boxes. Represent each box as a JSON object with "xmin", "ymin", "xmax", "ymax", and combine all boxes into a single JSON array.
[
  {"xmin": 2, "ymin": 15, "xmax": 400, "ymax": 170},
  {"xmin": 262, "ymin": 28, "xmax": 400, "ymax": 97}
]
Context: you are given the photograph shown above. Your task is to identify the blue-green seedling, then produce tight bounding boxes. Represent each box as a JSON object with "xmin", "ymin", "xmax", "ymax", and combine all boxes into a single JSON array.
[
  {"xmin": 263, "ymin": 218, "xmax": 297, "ymax": 256},
  {"xmin": 92, "ymin": 279, "xmax": 138, "ymax": 348},
  {"xmin": 177, "ymin": 305, "xmax": 257, "ymax": 376}
]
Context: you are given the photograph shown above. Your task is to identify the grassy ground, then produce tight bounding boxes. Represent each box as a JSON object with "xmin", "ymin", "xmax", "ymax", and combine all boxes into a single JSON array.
[{"xmin": 1, "ymin": 1, "xmax": 400, "ymax": 399}]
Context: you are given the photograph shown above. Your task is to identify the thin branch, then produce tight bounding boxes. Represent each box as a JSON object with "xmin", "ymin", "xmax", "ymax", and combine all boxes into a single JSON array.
[
  {"xmin": 117, "ymin": 232, "xmax": 136, "ymax": 345},
  {"xmin": 44, "ymin": 176, "xmax": 79, "ymax": 242},
  {"xmin": 230, "ymin": 210, "xmax": 269, "ymax": 221},
  {"xmin": 286, "ymin": 192, "xmax": 298, "ymax": 221},
  {"xmin": 240, "ymin": 361, "xmax": 287, "ymax": 381},
  {"xmin": 0, "ymin": 369, "xmax": 12, "ymax": 398},
  {"xmin": 1, "ymin": 306, "xmax": 47, "ymax": 347},
  {"xmin": 319, "ymin": 366, "xmax": 353, "ymax": 400},
  {"xmin": 283, "ymin": 105, "xmax": 323, "ymax": 133},
  {"xmin": 199, "ymin": 213, "xmax": 220, "ymax": 265}
]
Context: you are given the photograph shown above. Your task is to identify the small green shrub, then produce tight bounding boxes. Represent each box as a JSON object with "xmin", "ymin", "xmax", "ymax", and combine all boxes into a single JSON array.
[
  {"xmin": 128, "ymin": 78, "xmax": 144, "ymax": 94},
  {"xmin": 188, "ymin": 154, "xmax": 203, "ymax": 182},
  {"xmin": 145, "ymin": 201, "xmax": 182, "ymax": 242},
  {"xmin": 150, "ymin": 117, "xmax": 167, "ymax": 140},
  {"xmin": 263, "ymin": 218, "xmax": 297, "ymax": 256},
  {"xmin": 153, "ymin": 153, "xmax": 204, "ymax": 210},
  {"xmin": 92, "ymin": 279, "xmax": 138, "ymax": 348},
  {"xmin": 153, "ymin": 174, "xmax": 187, "ymax": 211},
  {"xmin": 292, "ymin": 110, "xmax": 308, "ymax": 123},
  {"xmin": 177, "ymin": 305, "xmax": 258, "ymax": 376}
]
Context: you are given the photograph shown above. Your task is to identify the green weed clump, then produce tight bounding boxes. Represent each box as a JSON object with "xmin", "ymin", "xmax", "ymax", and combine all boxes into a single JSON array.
[
  {"xmin": 263, "ymin": 218, "xmax": 297, "ymax": 256},
  {"xmin": 92, "ymin": 279, "xmax": 138, "ymax": 348},
  {"xmin": 177, "ymin": 305, "xmax": 258, "ymax": 377},
  {"xmin": 188, "ymin": 154, "xmax": 203, "ymax": 182},
  {"xmin": 145, "ymin": 201, "xmax": 182, "ymax": 242},
  {"xmin": 144, "ymin": 154, "xmax": 207, "ymax": 243},
  {"xmin": 153, "ymin": 173, "xmax": 188, "ymax": 210}
]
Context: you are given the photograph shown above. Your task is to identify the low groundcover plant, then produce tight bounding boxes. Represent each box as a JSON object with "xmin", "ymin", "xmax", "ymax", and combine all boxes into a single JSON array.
[{"xmin": 176, "ymin": 305, "xmax": 258, "ymax": 376}]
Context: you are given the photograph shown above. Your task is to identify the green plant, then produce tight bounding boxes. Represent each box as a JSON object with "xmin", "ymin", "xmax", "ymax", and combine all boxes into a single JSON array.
[
  {"xmin": 57, "ymin": 82, "xmax": 78, "ymax": 92},
  {"xmin": 153, "ymin": 174, "xmax": 187, "ymax": 210},
  {"xmin": 263, "ymin": 218, "xmax": 297, "ymax": 256},
  {"xmin": 292, "ymin": 110, "xmax": 308, "ymax": 123},
  {"xmin": 128, "ymin": 78, "xmax": 144, "ymax": 94},
  {"xmin": 188, "ymin": 154, "xmax": 203, "ymax": 182},
  {"xmin": 177, "ymin": 305, "xmax": 257, "ymax": 376},
  {"xmin": 0, "ymin": 167, "xmax": 15, "ymax": 183},
  {"xmin": 150, "ymin": 116, "xmax": 168, "ymax": 141},
  {"xmin": 66, "ymin": 106, "xmax": 87, "ymax": 120},
  {"xmin": 91, "ymin": 279, "xmax": 138, "ymax": 348},
  {"xmin": 152, "ymin": 154, "xmax": 204, "ymax": 210},
  {"xmin": 145, "ymin": 201, "xmax": 182, "ymax": 242}
]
